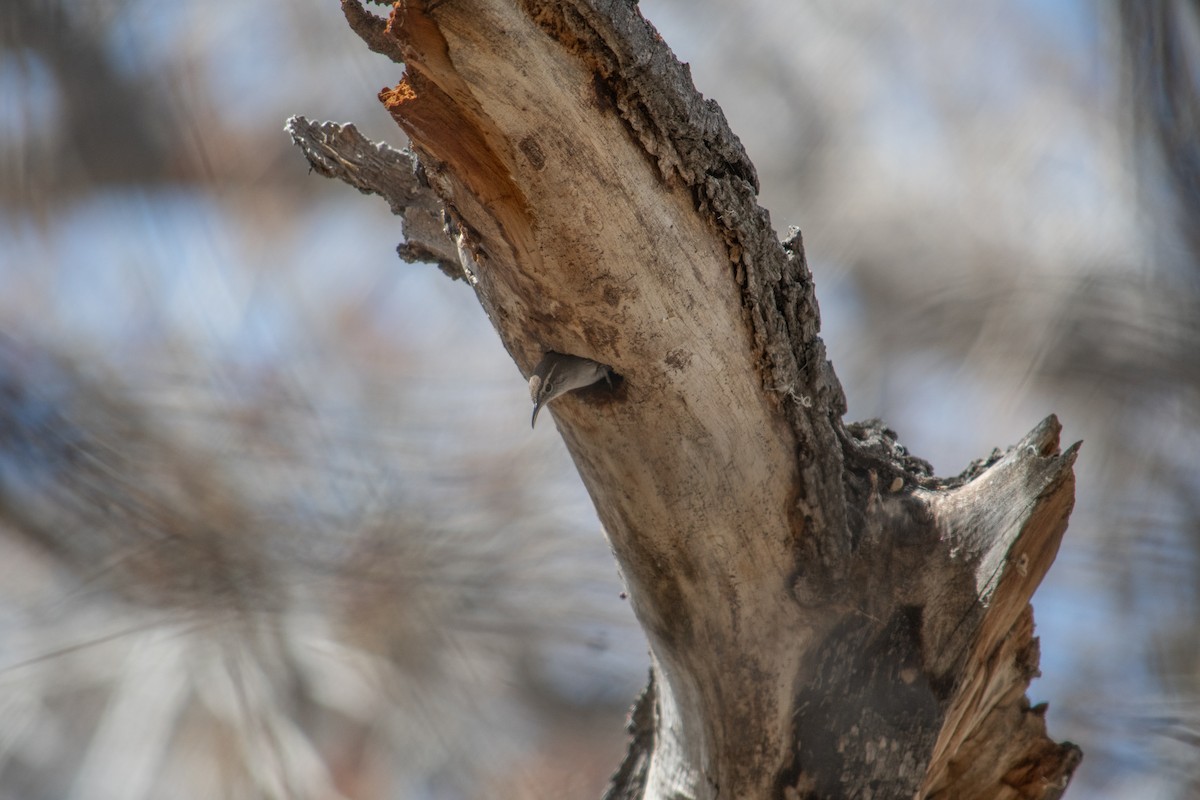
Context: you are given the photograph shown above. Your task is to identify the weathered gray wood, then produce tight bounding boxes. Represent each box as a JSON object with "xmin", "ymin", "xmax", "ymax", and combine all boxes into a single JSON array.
[
  {"xmin": 291, "ymin": 1, "xmax": 1082, "ymax": 796},
  {"xmin": 285, "ymin": 115, "xmax": 460, "ymax": 275}
]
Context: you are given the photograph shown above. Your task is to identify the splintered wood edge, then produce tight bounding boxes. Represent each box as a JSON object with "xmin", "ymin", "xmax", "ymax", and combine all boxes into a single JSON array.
[{"xmin": 920, "ymin": 417, "xmax": 1082, "ymax": 799}]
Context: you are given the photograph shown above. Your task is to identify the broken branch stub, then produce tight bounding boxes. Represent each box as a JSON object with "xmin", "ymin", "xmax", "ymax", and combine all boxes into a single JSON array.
[{"xmin": 290, "ymin": 1, "xmax": 1082, "ymax": 797}]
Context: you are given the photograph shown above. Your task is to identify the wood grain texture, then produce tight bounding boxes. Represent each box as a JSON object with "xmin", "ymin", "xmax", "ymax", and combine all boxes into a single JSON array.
[{"xmin": 295, "ymin": 2, "xmax": 1083, "ymax": 796}]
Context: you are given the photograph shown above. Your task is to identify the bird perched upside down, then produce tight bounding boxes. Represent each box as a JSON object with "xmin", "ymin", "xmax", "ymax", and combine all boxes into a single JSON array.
[{"xmin": 529, "ymin": 352, "xmax": 613, "ymax": 428}]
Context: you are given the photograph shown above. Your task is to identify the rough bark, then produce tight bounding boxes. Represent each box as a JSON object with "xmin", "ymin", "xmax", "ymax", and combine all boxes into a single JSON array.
[{"xmin": 289, "ymin": 1, "xmax": 1082, "ymax": 797}]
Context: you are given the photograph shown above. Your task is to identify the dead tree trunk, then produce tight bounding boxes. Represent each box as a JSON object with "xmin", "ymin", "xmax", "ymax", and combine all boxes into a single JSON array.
[{"xmin": 288, "ymin": 1, "xmax": 1082, "ymax": 797}]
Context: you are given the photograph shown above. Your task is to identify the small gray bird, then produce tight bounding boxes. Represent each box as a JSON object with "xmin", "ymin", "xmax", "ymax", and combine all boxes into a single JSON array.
[{"xmin": 529, "ymin": 352, "xmax": 612, "ymax": 428}]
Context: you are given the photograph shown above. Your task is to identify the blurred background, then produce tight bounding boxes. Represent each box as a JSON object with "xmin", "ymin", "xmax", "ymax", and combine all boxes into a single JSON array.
[{"xmin": 0, "ymin": 0, "xmax": 1197, "ymax": 798}]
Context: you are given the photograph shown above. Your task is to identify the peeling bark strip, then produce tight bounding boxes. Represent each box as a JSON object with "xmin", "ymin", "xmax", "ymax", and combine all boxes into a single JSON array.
[{"xmin": 293, "ymin": 1, "xmax": 1082, "ymax": 796}]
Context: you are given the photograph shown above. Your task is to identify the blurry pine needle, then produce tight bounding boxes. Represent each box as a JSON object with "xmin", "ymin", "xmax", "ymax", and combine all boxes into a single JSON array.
[{"xmin": 0, "ymin": 335, "xmax": 634, "ymax": 800}]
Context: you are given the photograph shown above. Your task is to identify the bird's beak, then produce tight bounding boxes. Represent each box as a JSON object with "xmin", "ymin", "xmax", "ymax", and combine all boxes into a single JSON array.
[{"xmin": 531, "ymin": 400, "xmax": 544, "ymax": 429}]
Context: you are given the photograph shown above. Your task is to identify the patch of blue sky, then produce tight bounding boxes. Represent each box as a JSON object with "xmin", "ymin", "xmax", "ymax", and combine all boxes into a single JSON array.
[
  {"xmin": 858, "ymin": 79, "xmax": 949, "ymax": 176},
  {"xmin": 5, "ymin": 189, "xmax": 291, "ymax": 368},
  {"xmin": 0, "ymin": 50, "xmax": 60, "ymax": 143},
  {"xmin": 1012, "ymin": 0, "xmax": 1099, "ymax": 62},
  {"xmin": 1029, "ymin": 131, "xmax": 1119, "ymax": 212},
  {"xmin": 102, "ymin": 1, "xmax": 296, "ymax": 131},
  {"xmin": 102, "ymin": 0, "xmax": 193, "ymax": 79},
  {"xmin": 285, "ymin": 196, "xmax": 496, "ymax": 352},
  {"xmin": 0, "ymin": 339, "xmax": 86, "ymax": 493},
  {"xmin": 195, "ymin": 4, "xmax": 291, "ymax": 129}
]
